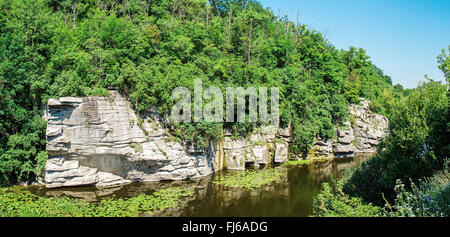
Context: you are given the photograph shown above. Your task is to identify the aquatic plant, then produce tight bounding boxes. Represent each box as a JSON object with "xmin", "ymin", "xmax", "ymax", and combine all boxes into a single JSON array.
[
  {"xmin": 282, "ymin": 159, "xmax": 311, "ymax": 166},
  {"xmin": 213, "ymin": 168, "xmax": 282, "ymax": 190},
  {"xmin": 0, "ymin": 187, "xmax": 193, "ymax": 217}
]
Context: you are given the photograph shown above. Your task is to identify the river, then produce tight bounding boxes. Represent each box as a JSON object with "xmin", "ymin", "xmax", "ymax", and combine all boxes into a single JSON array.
[{"xmin": 24, "ymin": 154, "xmax": 372, "ymax": 217}]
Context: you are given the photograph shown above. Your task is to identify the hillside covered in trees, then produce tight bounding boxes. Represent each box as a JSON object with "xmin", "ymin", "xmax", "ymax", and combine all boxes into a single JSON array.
[{"xmin": 0, "ymin": 0, "xmax": 405, "ymax": 185}]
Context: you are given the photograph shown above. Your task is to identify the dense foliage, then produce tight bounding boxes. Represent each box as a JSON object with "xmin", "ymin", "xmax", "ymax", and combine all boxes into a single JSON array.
[
  {"xmin": 312, "ymin": 180, "xmax": 381, "ymax": 217},
  {"xmin": 343, "ymin": 80, "xmax": 449, "ymax": 205},
  {"xmin": 313, "ymin": 50, "xmax": 449, "ymax": 216},
  {"xmin": 382, "ymin": 166, "xmax": 450, "ymax": 217},
  {"xmin": 0, "ymin": 0, "xmax": 400, "ymax": 185},
  {"xmin": 313, "ymin": 162, "xmax": 449, "ymax": 217}
]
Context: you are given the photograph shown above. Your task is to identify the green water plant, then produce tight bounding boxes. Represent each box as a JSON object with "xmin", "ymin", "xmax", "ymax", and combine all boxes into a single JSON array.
[
  {"xmin": 0, "ymin": 187, "xmax": 193, "ymax": 217},
  {"xmin": 213, "ymin": 168, "xmax": 282, "ymax": 190},
  {"xmin": 282, "ymin": 159, "xmax": 311, "ymax": 166}
]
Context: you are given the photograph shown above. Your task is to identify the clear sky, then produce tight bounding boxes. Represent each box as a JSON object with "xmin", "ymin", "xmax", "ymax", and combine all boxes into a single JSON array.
[{"xmin": 259, "ymin": 0, "xmax": 450, "ymax": 88}]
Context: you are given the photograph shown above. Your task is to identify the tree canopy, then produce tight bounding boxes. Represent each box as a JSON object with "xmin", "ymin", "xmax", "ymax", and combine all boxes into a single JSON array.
[{"xmin": 0, "ymin": 0, "xmax": 409, "ymax": 185}]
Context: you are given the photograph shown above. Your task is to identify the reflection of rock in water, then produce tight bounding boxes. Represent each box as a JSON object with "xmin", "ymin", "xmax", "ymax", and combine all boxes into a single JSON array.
[
  {"xmin": 26, "ymin": 175, "xmax": 214, "ymax": 202},
  {"xmin": 308, "ymin": 160, "xmax": 333, "ymax": 183},
  {"xmin": 45, "ymin": 187, "xmax": 122, "ymax": 202},
  {"xmin": 308, "ymin": 153, "xmax": 373, "ymax": 183},
  {"xmin": 334, "ymin": 154, "xmax": 370, "ymax": 176},
  {"xmin": 154, "ymin": 167, "xmax": 291, "ymax": 217},
  {"xmin": 24, "ymin": 153, "xmax": 374, "ymax": 216}
]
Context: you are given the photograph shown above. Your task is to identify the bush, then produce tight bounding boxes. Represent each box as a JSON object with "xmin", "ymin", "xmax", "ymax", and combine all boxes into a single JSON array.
[
  {"xmin": 313, "ymin": 180, "xmax": 381, "ymax": 217},
  {"xmin": 343, "ymin": 155, "xmax": 390, "ymax": 206},
  {"xmin": 0, "ymin": 116, "xmax": 46, "ymax": 185},
  {"xmin": 331, "ymin": 94, "xmax": 349, "ymax": 125},
  {"xmin": 369, "ymin": 100, "xmax": 382, "ymax": 114}
]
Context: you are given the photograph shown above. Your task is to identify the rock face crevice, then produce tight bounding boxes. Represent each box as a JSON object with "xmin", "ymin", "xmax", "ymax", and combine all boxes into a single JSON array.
[{"xmin": 44, "ymin": 92, "xmax": 387, "ymax": 188}]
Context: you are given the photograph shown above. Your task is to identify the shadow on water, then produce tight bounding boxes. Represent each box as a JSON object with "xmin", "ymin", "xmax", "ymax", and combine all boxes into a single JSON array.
[{"xmin": 23, "ymin": 154, "xmax": 372, "ymax": 217}]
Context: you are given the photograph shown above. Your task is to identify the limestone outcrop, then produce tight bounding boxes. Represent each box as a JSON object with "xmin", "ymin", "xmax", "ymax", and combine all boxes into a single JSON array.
[
  {"xmin": 311, "ymin": 98, "xmax": 389, "ymax": 158},
  {"xmin": 44, "ymin": 91, "xmax": 290, "ymax": 188},
  {"xmin": 43, "ymin": 91, "xmax": 386, "ymax": 188},
  {"xmin": 44, "ymin": 91, "xmax": 222, "ymax": 188},
  {"xmin": 222, "ymin": 125, "xmax": 291, "ymax": 170},
  {"xmin": 348, "ymin": 98, "xmax": 389, "ymax": 152}
]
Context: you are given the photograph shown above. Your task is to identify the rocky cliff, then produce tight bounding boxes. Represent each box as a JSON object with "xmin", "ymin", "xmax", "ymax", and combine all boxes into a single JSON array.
[
  {"xmin": 43, "ymin": 91, "xmax": 387, "ymax": 188},
  {"xmin": 43, "ymin": 91, "xmax": 290, "ymax": 188},
  {"xmin": 310, "ymin": 98, "xmax": 389, "ymax": 158},
  {"xmin": 44, "ymin": 91, "xmax": 225, "ymax": 188}
]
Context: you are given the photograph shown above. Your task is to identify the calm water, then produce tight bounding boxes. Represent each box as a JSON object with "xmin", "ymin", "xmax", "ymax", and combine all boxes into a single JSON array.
[{"xmin": 24, "ymin": 154, "xmax": 371, "ymax": 217}]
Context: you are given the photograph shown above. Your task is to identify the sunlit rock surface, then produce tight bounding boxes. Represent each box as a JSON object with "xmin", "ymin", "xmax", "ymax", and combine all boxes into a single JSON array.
[
  {"xmin": 349, "ymin": 98, "xmax": 389, "ymax": 153},
  {"xmin": 44, "ymin": 91, "xmax": 291, "ymax": 188},
  {"xmin": 222, "ymin": 125, "xmax": 291, "ymax": 170},
  {"xmin": 43, "ymin": 92, "xmax": 385, "ymax": 188},
  {"xmin": 44, "ymin": 91, "xmax": 222, "ymax": 188},
  {"xmin": 311, "ymin": 98, "xmax": 389, "ymax": 158}
]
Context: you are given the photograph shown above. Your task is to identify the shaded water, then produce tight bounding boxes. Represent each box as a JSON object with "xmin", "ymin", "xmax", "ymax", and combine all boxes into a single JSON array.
[{"xmin": 24, "ymin": 154, "xmax": 372, "ymax": 217}]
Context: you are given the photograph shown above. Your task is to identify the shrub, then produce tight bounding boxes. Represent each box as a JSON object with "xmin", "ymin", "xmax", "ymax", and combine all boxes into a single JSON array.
[
  {"xmin": 343, "ymin": 80, "xmax": 448, "ymax": 205},
  {"xmin": 313, "ymin": 180, "xmax": 381, "ymax": 217},
  {"xmin": 369, "ymin": 100, "xmax": 383, "ymax": 114},
  {"xmin": 343, "ymin": 155, "xmax": 390, "ymax": 205},
  {"xmin": 129, "ymin": 143, "xmax": 144, "ymax": 153}
]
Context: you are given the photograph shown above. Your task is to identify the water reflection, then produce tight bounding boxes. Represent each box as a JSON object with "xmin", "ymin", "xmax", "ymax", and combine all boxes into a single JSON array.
[
  {"xmin": 24, "ymin": 154, "xmax": 372, "ymax": 217},
  {"xmin": 165, "ymin": 155, "xmax": 369, "ymax": 217}
]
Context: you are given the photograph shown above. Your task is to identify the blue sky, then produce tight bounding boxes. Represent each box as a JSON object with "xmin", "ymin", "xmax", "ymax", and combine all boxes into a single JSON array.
[{"xmin": 259, "ymin": 0, "xmax": 450, "ymax": 88}]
